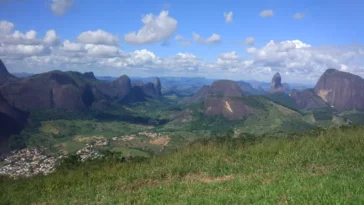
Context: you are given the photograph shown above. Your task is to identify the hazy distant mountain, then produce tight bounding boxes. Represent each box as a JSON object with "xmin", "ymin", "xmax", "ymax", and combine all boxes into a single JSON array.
[
  {"xmin": 236, "ymin": 81, "xmax": 264, "ymax": 95},
  {"xmin": 11, "ymin": 72, "xmax": 34, "ymax": 78},
  {"xmin": 248, "ymin": 79, "xmax": 311, "ymax": 92},
  {"xmin": 96, "ymin": 76, "xmax": 117, "ymax": 81}
]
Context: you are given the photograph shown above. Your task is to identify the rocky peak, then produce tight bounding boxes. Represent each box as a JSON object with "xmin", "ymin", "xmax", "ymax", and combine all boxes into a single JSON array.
[
  {"xmin": 185, "ymin": 80, "xmax": 251, "ymax": 119},
  {"xmin": 270, "ymin": 72, "xmax": 284, "ymax": 93},
  {"xmin": 113, "ymin": 75, "xmax": 131, "ymax": 88},
  {"xmin": 0, "ymin": 92, "xmax": 29, "ymax": 145},
  {"xmin": 0, "ymin": 59, "xmax": 16, "ymax": 85},
  {"xmin": 83, "ymin": 72, "xmax": 96, "ymax": 80},
  {"xmin": 314, "ymin": 68, "xmax": 364, "ymax": 111},
  {"xmin": 271, "ymin": 72, "xmax": 282, "ymax": 89},
  {"xmin": 154, "ymin": 77, "xmax": 162, "ymax": 96},
  {"xmin": 209, "ymin": 80, "xmax": 244, "ymax": 98},
  {"xmin": 0, "ymin": 59, "xmax": 9, "ymax": 75},
  {"xmin": 289, "ymin": 88, "xmax": 328, "ymax": 110}
]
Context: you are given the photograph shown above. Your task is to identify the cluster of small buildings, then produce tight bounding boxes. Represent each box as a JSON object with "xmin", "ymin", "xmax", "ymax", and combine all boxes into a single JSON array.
[
  {"xmin": 76, "ymin": 141, "xmax": 105, "ymax": 162},
  {"xmin": 0, "ymin": 147, "xmax": 60, "ymax": 178},
  {"xmin": 0, "ymin": 132, "xmax": 165, "ymax": 178}
]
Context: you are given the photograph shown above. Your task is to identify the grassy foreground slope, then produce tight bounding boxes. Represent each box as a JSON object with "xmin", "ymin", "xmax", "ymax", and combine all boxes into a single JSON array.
[{"xmin": 2, "ymin": 126, "xmax": 364, "ymax": 205}]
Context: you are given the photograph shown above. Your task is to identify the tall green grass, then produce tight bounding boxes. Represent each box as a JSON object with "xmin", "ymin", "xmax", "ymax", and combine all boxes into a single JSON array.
[{"xmin": 1, "ymin": 126, "xmax": 364, "ymax": 204}]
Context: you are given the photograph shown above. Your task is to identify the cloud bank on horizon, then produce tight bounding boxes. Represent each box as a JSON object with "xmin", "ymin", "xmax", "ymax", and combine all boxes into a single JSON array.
[{"xmin": 0, "ymin": 0, "xmax": 363, "ymax": 83}]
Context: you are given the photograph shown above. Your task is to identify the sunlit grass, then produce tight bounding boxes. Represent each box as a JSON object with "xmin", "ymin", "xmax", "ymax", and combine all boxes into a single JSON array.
[{"xmin": 1, "ymin": 126, "xmax": 364, "ymax": 204}]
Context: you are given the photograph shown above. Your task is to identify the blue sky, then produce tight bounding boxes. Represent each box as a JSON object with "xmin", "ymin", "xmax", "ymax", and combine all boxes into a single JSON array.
[{"xmin": 0, "ymin": 0, "xmax": 364, "ymax": 83}]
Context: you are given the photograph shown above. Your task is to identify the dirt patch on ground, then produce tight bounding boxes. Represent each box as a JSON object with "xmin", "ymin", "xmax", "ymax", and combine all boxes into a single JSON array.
[
  {"xmin": 261, "ymin": 173, "xmax": 277, "ymax": 185},
  {"xmin": 73, "ymin": 135, "xmax": 105, "ymax": 142},
  {"xmin": 120, "ymin": 135, "xmax": 136, "ymax": 141},
  {"xmin": 54, "ymin": 143, "xmax": 67, "ymax": 148},
  {"xmin": 184, "ymin": 173, "xmax": 235, "ymax": 183},
  {"xmin": 304, "ymin": 163, "xmax": 333, "ymax": 175},
  {"xmin": 149, "ymin": 136, "xmax": 170, "ymax": 146}
]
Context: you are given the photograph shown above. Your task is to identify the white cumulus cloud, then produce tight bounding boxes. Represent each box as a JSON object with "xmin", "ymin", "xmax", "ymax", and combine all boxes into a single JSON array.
[
  {"xmin": 224, "ymin": 11, "xmax": 233, "ymax": 23},
  {"xmin": 124, "ymin": 10, "xmax": 177, "ymax": 45},
  {"xmin": 2, "ymin": 20, "xmax": 364, "ymax": 84},
  {"xmin": 244, "ymin": 37, "xmax": 255, "ymax": 46},
  {"xmin": 43, "ymin": 30, "xmax": 60, "ymax": 46},
  {"xmin": 193, "ymin": 32, "xmax": 221, "ymax": 44},
  {"xmin": 0, "ymin": 20, "xmax": 14, "ymax": 35},
  {"xmin": 174, "ymin": 34, "xmax": 190, "ymax": 46},
  {"xmin": 50, "ymin": 0, "xmax": 73, "ymax": 16},
  {"xmin": 260, "ymin": 10, "xmax": 274, "ymax": 17},
  {"xmin": 0, "ymin": 20, "xmax": 60, "ymax": 58},
  {"xmin": 77, "ymin": 29, "xmax": 120, "ymax": 46},
  {"xmin": 0, "ymin": 44, "xmax": 49, "ymax": 58},
  {"xmin": 293, "ymin": 12, "xmax": 305, "ymax": 19}
]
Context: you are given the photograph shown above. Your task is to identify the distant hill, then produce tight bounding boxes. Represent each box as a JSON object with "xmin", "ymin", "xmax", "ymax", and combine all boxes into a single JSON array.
[
  {"xmin": 11, "ymin": 72, "xmax": 34, "ymax": 78},
  {"xmin": 236, "ymin": 81, "xmax": 264, "ymax": 95},
  {"xmin": 185, "ymin": 80, "xmax": 252, "ymax": 119}
]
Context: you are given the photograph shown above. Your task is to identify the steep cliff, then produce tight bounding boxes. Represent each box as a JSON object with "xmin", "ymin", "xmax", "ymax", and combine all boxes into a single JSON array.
[{"xmin": 314, "ymin": 69, "xmax": 364, "ymax": 111}]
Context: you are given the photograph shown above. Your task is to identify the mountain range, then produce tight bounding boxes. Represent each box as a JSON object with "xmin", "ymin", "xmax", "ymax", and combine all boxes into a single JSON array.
[{"xmin": 1, "ymin": 57, "xmax": 364, "ymax": 153}]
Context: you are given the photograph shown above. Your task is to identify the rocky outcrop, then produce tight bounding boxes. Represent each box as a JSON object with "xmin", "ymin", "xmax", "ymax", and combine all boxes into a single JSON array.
[
  {"xmin": 0, "ymin": 92, "xmax": 29, "ymax": 143},
  {"xmin": 96, "ymin": 75, "xmax": 163, "ymax": 104},
  {"xmin": 270, "ymin": 72, "xmax": 284, "ymax": 93},
  {"xmin": 83, "ymin": 72, "xmax": 96, "ymax": 80},
  {"xmin": 141, "ymin": 83, "xmax": 159, "ymax": 98},
  {"xmin": 290, "ymin": 89, "xmax": 328, "ymax": 110},
  {"xmin": 0, "ymin": 59, "xmax": 17, "ymax": 85},
  {"xmin": 186, "ymin": 85, "xmax": 210, "ymax": 104},
  {"xmin": 186, "ymin": 80, "xmax": 252, "ymax": 119},
  {"xmin": 186, "ymin": 80, "xmax": 244, "ymax": 104},
  {"xmin": 96, "ymin": 75, "xmax": 132, "ymax": 102},
  {"xmin": 314, "ymin": 69, "xmax": 364, "ymax": 111},
  {"xmin": 154, "ymin": 77, "xmax": 162, "ymax": 96},
  {"xmin": 0, "ymin": 71, "xmax": 95, "ymax": 111},
  {"xmin": 1, "ymin": 69, "xmax": 164, "ymax": 111}
]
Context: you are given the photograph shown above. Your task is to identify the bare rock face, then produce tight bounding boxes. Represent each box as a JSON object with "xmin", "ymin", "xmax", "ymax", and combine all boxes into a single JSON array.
[
  {"xmin": 111, "ymin": 75, "xmax": 132, "ymax": 99},
  {"xmin": 0, "ymin": 59, "xmax": 17, "ymax": 85},
  {"xmin": 0, "ymin": 71, "xmax": 94, "ymax": 111},
  {"xmin": 186, "ymin": 80, "xmax": 252, "ymax": 119},
  {"xmin": 0, "ymin": 92, "xmax": 29, "ymax": 144},
  {"xmin": 154, "ymin": 77, "xmax": 162, "ymax": 96},
  {"xmin": 122, "ymin": 82, "xmax": 161, "ymax": 103},
  {"xmin": 141, "ymin": 83, "xmax": 158, "ymax": 98},
  {"xmin": 204, "ymin": 98, "xmax": 252, "ymax": 120},
  {"xmin": 186, "ymin": 85, "xmax": 210, "ymax": 104},
  {"xmin": 290, "ymin": 89, "xmax": 328, "ymax": 110},
  {"xmin": 270, "ymin": 72, "xmax": 284, "ymax": 93},
  {"xmin": 209, "ymin": 80, "xmax": 244, "ymax": 98},
  {"xmin": 132, "ymin": 80, "xmax": 145, "ymax": 87},
  {"xmin": 314, "ymin": 69, "xmax": 364, "ymax": 111},
  {"xmin": 96, "ymin": 75, "xmax": 132, "ymax": 102},
  {"xmin": 83, "ymin": 72, "xmax": 96, "ymax": 80}
]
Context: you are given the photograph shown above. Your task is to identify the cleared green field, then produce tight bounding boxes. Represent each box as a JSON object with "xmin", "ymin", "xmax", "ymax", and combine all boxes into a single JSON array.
[{"xmin": 2, "ymin": 126, "xmax": 364, "ymax": 204}]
